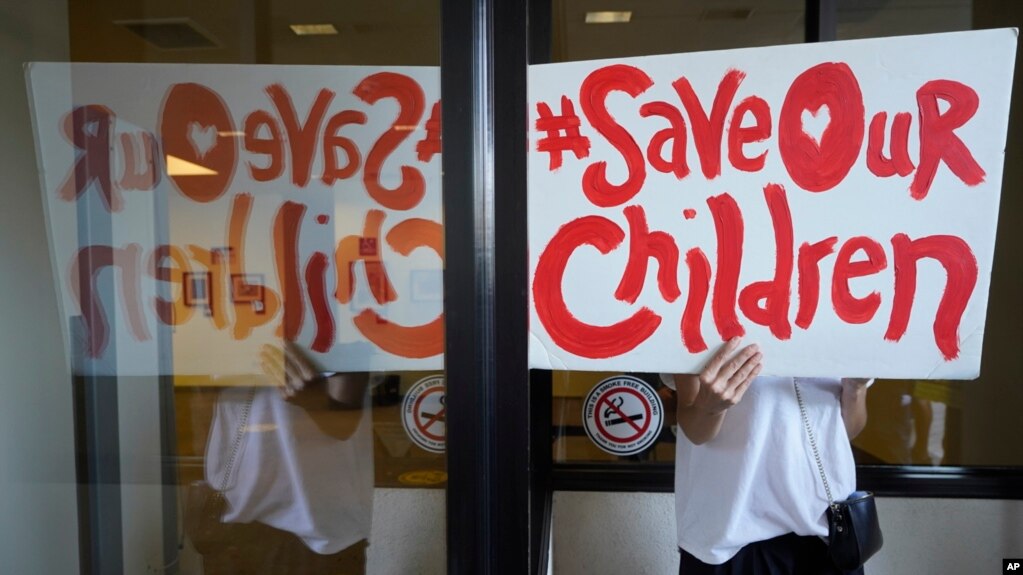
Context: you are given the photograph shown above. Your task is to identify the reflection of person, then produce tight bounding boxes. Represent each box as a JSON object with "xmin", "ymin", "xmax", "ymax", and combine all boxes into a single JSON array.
[
  {"xmin": 665, "ymin": 337, "xmax": 869, "ymax": 575},
  {"xmin": 855, "ymin": 379, "xmax": 945, "ymax": 465},
  {"xmin": 185, "ymin": 343, "xmax": 373, "ymax": 574}
]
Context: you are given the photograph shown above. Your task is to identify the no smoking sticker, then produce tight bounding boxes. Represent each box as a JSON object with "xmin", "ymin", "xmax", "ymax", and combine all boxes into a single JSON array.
[
  {"xmin": 582, "ymin": 375, "xmax": 663, "ymax": 456},
  {"xmin": 402, "ymin": 375, "xmax": 446, "ymax": 453}
]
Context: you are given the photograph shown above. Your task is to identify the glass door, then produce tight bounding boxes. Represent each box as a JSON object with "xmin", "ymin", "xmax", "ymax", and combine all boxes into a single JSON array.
[{"xmin": 2, "ymin": 1, "xmax": 452, "ymax": 573}]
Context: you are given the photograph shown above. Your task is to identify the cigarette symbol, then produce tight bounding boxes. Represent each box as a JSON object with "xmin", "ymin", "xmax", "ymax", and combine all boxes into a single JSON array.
[
  {"xmin": 603, "ymin": 396, "xmax": 643, "ymax": 427},
  {"xmin": 421, "ymin": 396, "xmax": 446, "ymax": 424},
  {"xmin": 420, "ymin": 411, "xmax": 446, "ymax": 422}
]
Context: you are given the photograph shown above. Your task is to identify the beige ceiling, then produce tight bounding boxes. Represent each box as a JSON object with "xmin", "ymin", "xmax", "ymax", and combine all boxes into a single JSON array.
[
  {"xmin": 69, "ymin": 0, "xmax": 440, "ymax": 65},
  {"xmin": 66, "ymin": 0, "xmax": 972, "ymax": 65},
  {"xmin": 553, "ymin": 0, "xmax": 972, "ymax": 61}
]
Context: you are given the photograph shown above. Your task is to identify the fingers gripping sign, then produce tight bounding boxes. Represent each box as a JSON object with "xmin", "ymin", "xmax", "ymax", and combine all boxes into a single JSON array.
[
  {"xmin": 674, "ymin": 337, "xmax": 763, "ymax": 444},
  {"xmin": 260, "ymin": 342, "xmax": 318, "ymax": 399},
  {"xmin": 684, "ymin": 337, "xmax": 763, "ymax": 413}
]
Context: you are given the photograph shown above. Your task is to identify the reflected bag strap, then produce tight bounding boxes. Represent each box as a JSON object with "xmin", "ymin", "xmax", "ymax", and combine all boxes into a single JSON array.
[
  {"xmin": 216, "ymin": 387, "xmax": 258, "ymax": 494},
  {"xmin": 183, "ymin": 387, "xmax": 258, "ymax": 553}
]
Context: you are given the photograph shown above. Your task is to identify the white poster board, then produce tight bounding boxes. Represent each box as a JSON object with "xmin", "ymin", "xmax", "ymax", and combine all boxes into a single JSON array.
[
  {"xmin": 27, "ymin": 63, "xmax": 443, "ymax": 375},
  {"xmin": 527, "ymin": 29, "xmax": 1017, "ymax": 379}
]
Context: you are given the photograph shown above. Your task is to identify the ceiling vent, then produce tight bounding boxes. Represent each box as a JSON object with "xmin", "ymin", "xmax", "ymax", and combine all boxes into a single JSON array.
[
  {"xmin": 116, "ymin": 18, "xmax": 218, "ymax": 50},
  {"xmin": 701, "ymin": 8, "xmax": 755, "ymax": 21}
]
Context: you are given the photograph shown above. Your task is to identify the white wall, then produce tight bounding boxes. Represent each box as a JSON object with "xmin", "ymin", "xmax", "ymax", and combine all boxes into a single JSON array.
[
  {"xmin": 173, "ymin": 487, "xmax": 447, "ymax": 574},
  {"xmin": 0, "ymin": 2, "xmax": 80, "ymax": 574},
  {"xmin": 552, "ymin": 492, "xmax": 1023, "ymax": 574},
  {"xmin": 367, "ymin": 488, "xmax": 447, "ymax": 574},
  {"xmin": 552, "ymin": 492, "xmax": 677, "ymax": 574}
]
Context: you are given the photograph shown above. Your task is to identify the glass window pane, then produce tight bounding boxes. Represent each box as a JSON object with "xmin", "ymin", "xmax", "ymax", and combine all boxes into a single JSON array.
[
  {"xmin": 553, "ymin": 0, "xmax": 805, "ymax": 62},
  {"xmin": 3, "ymin": 1, "xmax": 447, "ymax": 573},
  {"xmin": 837, "ymin": 0, "xmax": 971, "ymax": 40},
  {"xmin": 549, "ymin": 0, "xmax": 1023, "ymax": 472},
  {"xmin": 838, "ymin": 0, "xmax": 1023, "ymax": 468},
  {"xmin": 548, "ymin": 0, "xmax": 807, "ymax": 469}
]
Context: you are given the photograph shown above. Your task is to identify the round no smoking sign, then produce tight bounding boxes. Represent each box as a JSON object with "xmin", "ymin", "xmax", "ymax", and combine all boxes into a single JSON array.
[
  {"xmin": 582, "ymin": 376, "xmax": 663, "ymax": 456},
  {"xmin": 402, "ymin": 375, "xmax": 446, "ymax": 453}
]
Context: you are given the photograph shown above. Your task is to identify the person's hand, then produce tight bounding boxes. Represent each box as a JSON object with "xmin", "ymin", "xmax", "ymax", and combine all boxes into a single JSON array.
[
  {"xmin": 260, "ymin": 342, "xmax": 369, "ymax": 411},
  {"xmin": 841, "ymin": 378, "xmax": 872, "ymax": 393},
  {"xmin": 260, "ymin": 342, "xmax": 319, "ymax": 400},
  {"xmin": 259, "ymin": 342, "xmax": 369, "ymax": 440},
  {"xmin": 840, "ymin": 378, "xmax": 871, "ymax": 438},
  {"xmin": 676, "ymin": 337, "xmax": 762, "ymax": 415}
]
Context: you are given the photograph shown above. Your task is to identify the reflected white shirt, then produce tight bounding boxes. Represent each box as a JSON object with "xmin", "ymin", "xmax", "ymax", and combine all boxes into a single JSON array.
[{"xmin": 205, "ymin": 386, "xmax": 373, "ymax": 554}]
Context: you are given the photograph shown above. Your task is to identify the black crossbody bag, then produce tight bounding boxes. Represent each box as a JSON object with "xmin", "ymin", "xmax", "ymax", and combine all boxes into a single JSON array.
[{"xmin": 794, "ymin": 381, "xmax": 884, "ymax": 572}]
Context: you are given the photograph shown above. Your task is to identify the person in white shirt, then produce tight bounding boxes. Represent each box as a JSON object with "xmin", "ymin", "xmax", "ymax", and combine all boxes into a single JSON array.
[
  {"xmin": 665, "ymin": 337, "xmax": 870, "ymax": 574},
  {"xmin": 187, "ymin": 343, "xmax": 373, "ymax": 575}
]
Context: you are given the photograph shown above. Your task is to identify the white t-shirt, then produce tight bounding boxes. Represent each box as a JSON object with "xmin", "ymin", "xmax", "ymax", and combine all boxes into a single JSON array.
[
  {"xmin": 205, "ymin": 386, "xmax": 374, "ymax": 554},
  {"xmin": 671, "ymin": 376, "xmax": 856, "ymax": 565}
]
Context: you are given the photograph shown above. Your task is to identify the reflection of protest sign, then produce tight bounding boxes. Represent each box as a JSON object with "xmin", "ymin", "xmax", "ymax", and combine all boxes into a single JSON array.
[
  {"xmin": 583, "ymin": 376, "xmax": 663, "ymax": 456},
  {"xmin": 26, "ymin": 63, "xmax": 442, "ymax": 375},
  {"xmin": 528, "ymin": 30, "xmax": 1018, "ymax": 379},
  {"xmin": 402, "ymin": 375, "xmax": 446, "ymax": 453}
]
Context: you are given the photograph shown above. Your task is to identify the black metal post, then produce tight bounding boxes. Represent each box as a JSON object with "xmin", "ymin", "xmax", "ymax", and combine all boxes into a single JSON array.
[
  {"xmin": 806, "ymin": 0, "xmax": 838, "ymax": 42},
  {"xmin": 528, "ymin": 3, "xmax": 554, "ymax": 574},
  {"xmin": 441, "ymin": 0, "xmax": 534, "ymax": 572}
]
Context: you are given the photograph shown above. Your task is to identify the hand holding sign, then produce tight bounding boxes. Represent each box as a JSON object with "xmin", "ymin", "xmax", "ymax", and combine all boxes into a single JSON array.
[
  {"xmin": 261, "ymin": 342, "xmax": 368, "ymax": 411},
  {"xmin": 261, "ymin": 342, "xmax": 318, "ymax": 399},
  {"xmin": 674, "ymin": 337, "xmax": 762, "ymax": 444},
  {"xmin": 840, "ymin": 377, "xmax": 871, "ymax": 438}
]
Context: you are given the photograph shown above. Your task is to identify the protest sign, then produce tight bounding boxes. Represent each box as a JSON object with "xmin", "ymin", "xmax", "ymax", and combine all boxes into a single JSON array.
[
  {"xmin": 27, "ymin": 63, "xmax": 442, "ymax": 375},
  {"xmin": 26, "ymin": 30, "xmax": 1017, "ymax": 379},
  {"xmin": 527, "ymin": 29, "xmax": 1017, "ymax": 378}
]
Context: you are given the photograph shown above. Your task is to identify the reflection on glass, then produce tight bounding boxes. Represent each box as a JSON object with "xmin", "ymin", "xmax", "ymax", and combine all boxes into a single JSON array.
[
  {"xmin": 184, "ymin": 355, "xmax": 373, "ymax": 573},
  {"xmin": 837, "ymin": 0, "xmax": 972, "ymax": 41},
  {"xmin": 6, "ymin": 1, "xmax": 447, "ymax": 570},
  {"xmin": 552, "ymin": 0, "xmax": 805, "ymax": 62},
  {"xmin": 28, "ymin": 60, "xmax": 447, "ymax": 570},
  {"xmin": 853, "ymin": 380, "xmax": 961, "ymax": 466}
]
